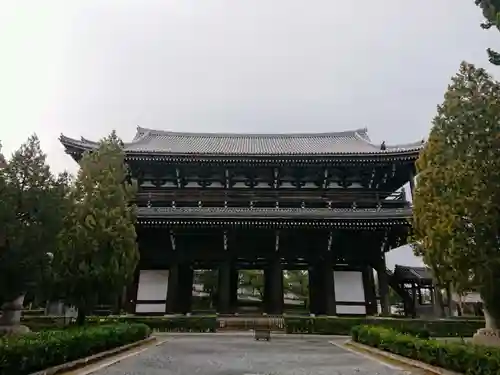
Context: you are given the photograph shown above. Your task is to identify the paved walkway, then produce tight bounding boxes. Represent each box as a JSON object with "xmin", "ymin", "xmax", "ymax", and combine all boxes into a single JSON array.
[{"xmin": 92, "ymin": 335, "xmax": 415, "ymax": 375}]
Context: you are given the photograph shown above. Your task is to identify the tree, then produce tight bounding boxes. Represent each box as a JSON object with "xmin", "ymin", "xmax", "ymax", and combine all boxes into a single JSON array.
[
  {"xmin": 0, "ymin": 143, "xmax": 6, "ymax": 168},
  {"xmin": 284, "ymin": 270, "xmax": 309, "ymax": 299},
  {"xmin": 53, "ymin": 131, "xmax": 139, "ymax": 325},
  {"xmin": 412, "ymin": 62, "xmax": 500, "ymax": 333},
  {"xmin": 0, "ymin": 136, "xmax": 69, "ymax": 332},
  {"xmin": 475, "ymin": 0, "xmax": 500, "ymax": 65},
  {"xmin": 198, "ymin": 269, "xmax": 218, "ymax": 308},
  {"xmin": 239, "ymin": 270, "xmax": 264, "ymax": 298}
]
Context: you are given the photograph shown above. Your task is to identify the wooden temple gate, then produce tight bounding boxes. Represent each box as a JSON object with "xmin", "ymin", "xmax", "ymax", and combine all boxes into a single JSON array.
[{"xmin": 60, "ymin": 126, "xmax": 423, "ymax": 317}]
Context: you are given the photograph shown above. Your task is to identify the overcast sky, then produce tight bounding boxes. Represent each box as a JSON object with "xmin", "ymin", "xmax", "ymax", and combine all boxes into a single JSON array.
[{"xmin": 1, "ymin": 0, "xmax": 499, "ymax": 267}]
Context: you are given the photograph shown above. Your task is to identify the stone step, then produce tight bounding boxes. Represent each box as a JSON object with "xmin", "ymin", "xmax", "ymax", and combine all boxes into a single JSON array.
[{"xmin": 217, "ymin": 315, "xmax": 285, "ymax": 332}]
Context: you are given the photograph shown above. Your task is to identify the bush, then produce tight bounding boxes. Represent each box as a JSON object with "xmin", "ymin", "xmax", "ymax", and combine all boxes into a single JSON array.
[
  {"xmin": 351, "ymin": 325, "xmax": 500, "ymax": 374},
  {"xmin": 21, "ymin": 316, "xmax": 70, "ymax": 331},
  {"xmin": 0, "ymin": 323, "xmax": 150, "ymax": 375},
  {"xmin": 87, "ymin": 315, "xmax": 217, "ymax": 332},
  {"xmin": 284, "ymin": 316, "xmax": 483, "ymax": 337},
  {"xmin": 21, "ymin": 315, "xmax": 218, "ymax": 332}
]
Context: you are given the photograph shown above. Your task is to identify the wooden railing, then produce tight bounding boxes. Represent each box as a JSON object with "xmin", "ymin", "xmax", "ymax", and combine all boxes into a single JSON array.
[{"xmin": 133, "ymin": 188, "xmax": 408, "ymax": 209}]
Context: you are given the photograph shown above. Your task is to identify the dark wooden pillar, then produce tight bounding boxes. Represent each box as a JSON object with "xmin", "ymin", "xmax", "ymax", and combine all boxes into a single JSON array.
[
  {"xmin": 165, "ymin": 263, "xmax": 179, "ymax": 314},
  {"xmin": 263, "ymin": 267, "xmax": 271, "ymax": 312},
  {"xmin": 128, "ymin": 266, "xmax": 140, "ymax": 314},
  {"xmin": 323, "ymin": 256, "xmax": 335, "ymax": 316},
  {"xmin": 229, "ymin": 267, "xmax": 239, "ymax": 313},
  {"xmin": 217, "ymin": 261, "xmax": 231, "ymax": 314},
  {"xmin": 411, "ymin": 284, "xmax": 418, "ymax": 318},
  {"xmin": 376, "ymin": 257, "xmax": 391, "ymax": 316},
  {"xmin": 363, "ymin": 266, "xmax": 377, "ymax": 315},
  {"xmin": 264, "ymin": 258, "xmax": 283, "ymax": 315},
  {"xmin": 177, "ymin": 264, "xmax": 193, "ymax": 314},
  {"xmin": 308, "ymin": 264, "xmax": 324, "ymax": 315}
]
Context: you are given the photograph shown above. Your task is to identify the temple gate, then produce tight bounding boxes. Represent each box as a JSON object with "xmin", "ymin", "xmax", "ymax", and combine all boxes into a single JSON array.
[{"xmin": 60, "ymin": 127, "xmax": 422, "ymax": 316}]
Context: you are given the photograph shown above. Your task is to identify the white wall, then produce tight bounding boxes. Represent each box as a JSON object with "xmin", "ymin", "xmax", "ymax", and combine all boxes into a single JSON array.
[
  {"xmin": 334, "ymin": 270, "xmax": 366, "ymax": 314},
  {"xmin": 135, "ymin": 270, "xmax": 169, "ymax": 314}
]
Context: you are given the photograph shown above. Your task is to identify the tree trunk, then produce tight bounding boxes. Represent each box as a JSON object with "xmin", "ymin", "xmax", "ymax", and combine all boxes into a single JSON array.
[
  {"xmin": 472, "ymin": 290, "xmax": 500, "ymax": 346},
  {"xmin": 483, "ymin": 304, "xmax": 500, "ymax": 330}
]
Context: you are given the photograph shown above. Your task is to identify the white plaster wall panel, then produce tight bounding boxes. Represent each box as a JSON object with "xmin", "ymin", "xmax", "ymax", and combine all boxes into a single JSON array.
[
  {"xmin": 336, "ymin": 305, "xmax": 367, "ymax": 315},
  {"xmin": 136, "ymin": 270, "xmax": 169, "ymax": 301},
  {"xmin": 334, "ymin": 271, "xmax": 365, "ymax": 302},
  {"xmin": 135, "ymin": 303, "xmax": 166, "ymax": 314}
]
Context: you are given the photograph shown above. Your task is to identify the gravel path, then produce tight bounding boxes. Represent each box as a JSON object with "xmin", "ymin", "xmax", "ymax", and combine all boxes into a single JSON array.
[{"xmin": 93, "ymin": 335, "xmax": 415, "ymax": 375}]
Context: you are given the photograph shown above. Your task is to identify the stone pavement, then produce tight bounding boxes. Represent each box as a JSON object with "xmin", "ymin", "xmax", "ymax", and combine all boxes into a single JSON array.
[{"xmin": 92, "ymin": 335, "xmax": 416, "ymax": 375}]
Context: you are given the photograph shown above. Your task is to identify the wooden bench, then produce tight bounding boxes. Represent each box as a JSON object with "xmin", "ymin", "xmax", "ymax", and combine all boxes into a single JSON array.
[{"xmin": 253, "ymin": 318, "xmax": 271, "ymax": 341}]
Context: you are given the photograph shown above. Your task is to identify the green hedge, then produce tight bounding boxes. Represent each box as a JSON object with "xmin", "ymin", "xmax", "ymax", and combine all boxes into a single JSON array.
[
  {"xmin": 21, "ymin": 316, "xmax": 70, "ymax": 331},
  {"xmin": 21, "ymin": 314, "xmax": 482, "ymax": 337},
  {"xmin": 284, "ymin": 316, "xmax": 484, "ymax": 337},
  {"xmin": 351, "ymin": 325, "xmax": 500, "ymax": 374},
  {"xmin": 21, "ymin": 315, "xmax": 217, "ymax": 332},
  {"xmin": 0, "ymin": 323, "xmax": 151, "ymax": 375},
  {"xmin": 88, "ymin": 316, "xmax": 217, "ymax": 332}
]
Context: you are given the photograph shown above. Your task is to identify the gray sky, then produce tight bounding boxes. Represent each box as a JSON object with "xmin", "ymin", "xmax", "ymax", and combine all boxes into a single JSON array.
[{"xmin": 1, "ymin": 0, "xmax": 499, "ymax": 267}]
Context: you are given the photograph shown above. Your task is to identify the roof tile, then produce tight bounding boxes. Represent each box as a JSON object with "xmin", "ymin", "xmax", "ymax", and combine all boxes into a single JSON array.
[{"xmin": 60, "ymin": 127, "xmax": 424, "ymax": 156}]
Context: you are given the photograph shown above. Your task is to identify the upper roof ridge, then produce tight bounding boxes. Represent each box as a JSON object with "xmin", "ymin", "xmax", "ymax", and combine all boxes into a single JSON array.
[{"xmin": 134, "ymin": 126, "xmax": 368, "ymax": 139}]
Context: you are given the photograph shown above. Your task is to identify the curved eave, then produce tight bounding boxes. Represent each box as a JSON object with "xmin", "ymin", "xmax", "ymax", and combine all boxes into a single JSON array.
[
  {"xmin": 122, "ymin": 151, "xmax": 421, "ymax": 164},
  {"xmin": 124, "ymin": 148, "xmax": 422, "ymax": 157},
  {"xmin": 60, "ymin": 144, "xmax": 421, "ymax": 162}
]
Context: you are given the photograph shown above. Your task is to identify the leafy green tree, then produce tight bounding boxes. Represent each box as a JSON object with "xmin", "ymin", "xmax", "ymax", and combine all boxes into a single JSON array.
[
  {"xmin": 0, "ymin": 136, "xmax": 69, "ymax": 330},
  {"xmin": 197, "ymin": 269, "xmax": 218, "ymax": 308},
  {"xmin": 0, "ymin": 143, "xmax": 5, "ymax": 168},
  {"xmin": 412, "ymin": 62, "xmax": 500, "ymax": 331},
  {"xmin": 284, "ymin": 270, "xmax": 309, "ymax": 299},
  {"xmin": 475, "ymin": 0, "xmax": 500, "ymax": 65},
  {"xmin": 240, "ymin": 270, "xmax": 264, "ymax": 298},
  {"xmin": 53, "ymin": 131, "xmax": 139, "ymax": 325},
  {"xmin": 199, "ymin": 269, "xmax": 218, "ymax": 296}
]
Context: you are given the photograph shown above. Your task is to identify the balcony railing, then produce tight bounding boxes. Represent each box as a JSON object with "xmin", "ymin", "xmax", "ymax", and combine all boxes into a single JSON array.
[{"xmin": 133, "ymin": 188, "xmax": 408, "ymax": 209}]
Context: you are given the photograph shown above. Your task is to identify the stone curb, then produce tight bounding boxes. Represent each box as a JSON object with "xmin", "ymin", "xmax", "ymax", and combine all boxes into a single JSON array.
[
  {"xmin": 346, "ymin": 340, "xmax": 462, "ymax": 375},
  {"xmin": 30, "ymin": 336, "xmax": 156, "ymax": 375}
]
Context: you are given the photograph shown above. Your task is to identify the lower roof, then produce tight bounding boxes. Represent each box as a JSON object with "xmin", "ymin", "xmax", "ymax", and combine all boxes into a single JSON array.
[{"xmin": 394, "ymin": 265, "xmax": 433, "ymax": 281}]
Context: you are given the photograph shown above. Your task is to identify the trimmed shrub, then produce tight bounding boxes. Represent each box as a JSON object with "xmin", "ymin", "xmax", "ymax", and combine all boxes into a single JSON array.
[
  {"xmin": 284, "ymin": 316, "xmax": 483, "ymax": 337},
  {"xmin": 0, "ymin": 323, "xmax": 150, "ymax": 375},
  {"xmin": 21, "ymin": 316, "xmax": 70, "ymax": 331},
  {"xmin": 351, "ymin": 325, "xmax": 500, "ymax": 374},
  {"xmin": 83, "ymin": 315, "xmax": 216, "ymax": 332},
  {"xmin": 21, "ymin": 315, "xmax": 217, "ymax": 332},
  {"xmin": 87, "ymin": 315, "xmax": 217, "ymax": 332}
]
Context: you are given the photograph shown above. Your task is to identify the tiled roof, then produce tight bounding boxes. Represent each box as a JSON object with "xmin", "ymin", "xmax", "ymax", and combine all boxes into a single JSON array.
[
  {"xmin": 136, "ymin": 206, "xmax": 412, "ymax": 219},
  {"xmin": 394, "ymin": 265, "xmax": 433, "ymax": 281},
  {"xmin": 60, "ymin": 127, "xmax": 424, "ymax": 156}
]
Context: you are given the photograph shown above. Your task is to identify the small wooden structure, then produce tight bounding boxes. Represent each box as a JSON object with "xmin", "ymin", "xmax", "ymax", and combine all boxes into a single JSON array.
[
  {"xmin": 393, "ymin": 265, "xmax": 449, "ymax": 318},
  {"xmin": 253, "ymin": 318, "xmax": 271, "ymax": 341}
]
